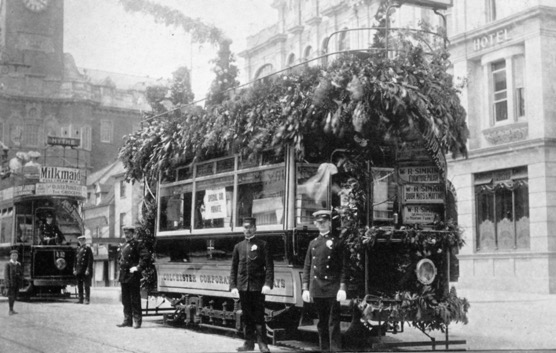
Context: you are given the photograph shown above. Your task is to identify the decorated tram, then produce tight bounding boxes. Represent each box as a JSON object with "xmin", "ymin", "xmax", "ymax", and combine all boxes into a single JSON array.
[
  {"xmin": 121, "ymin": 2, "xmax": 470, "ymax": 348},
  {"xmin": 0, "ymin": 144, "xmax": 86, "ymax": 297}
]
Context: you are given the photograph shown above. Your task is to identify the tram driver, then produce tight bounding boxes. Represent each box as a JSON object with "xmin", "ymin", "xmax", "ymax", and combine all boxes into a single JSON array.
[{"xmin": 39, "ymin": 212, "xmax": 66, "ymax": 245}]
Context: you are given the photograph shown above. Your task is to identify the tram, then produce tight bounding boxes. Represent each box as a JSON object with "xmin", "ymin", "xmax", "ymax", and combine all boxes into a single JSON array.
[
  {"xmin": 126, "ymin": 4, "xmax": 470, "ymax": 346},
  {"xmin": 0, "ymin": 147, "xmax": 86, "ymax": 297}
]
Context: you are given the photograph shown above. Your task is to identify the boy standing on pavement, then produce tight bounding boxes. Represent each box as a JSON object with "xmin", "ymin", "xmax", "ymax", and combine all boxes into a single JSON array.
[
  {"xmin": 4, "ymin": 250, "xmax": 23, "ymax": 315},
  {"xmin": 230, "ymin": 217, "xmax": 274, "ymax": 353},
  {"xmin": 302, "ymin": 210, "xmax": 347, "ymax": 352},
  {"xmin": 74, "ymin": 235, "xmax": 94, "ymax": 304},
  {"xmin": 116, "ymin": 225, "xmax": 149, "ymax": 329}
]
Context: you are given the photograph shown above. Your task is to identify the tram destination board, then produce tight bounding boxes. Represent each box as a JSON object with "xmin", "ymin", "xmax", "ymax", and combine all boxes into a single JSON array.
[{"xmin": 47, "ymin": 136, "xmax": 80, "ymax": 147}]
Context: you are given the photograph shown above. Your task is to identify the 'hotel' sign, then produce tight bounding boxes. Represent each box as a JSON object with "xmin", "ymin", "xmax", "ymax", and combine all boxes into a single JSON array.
[{"xmin": 474, "ymin": 28, "xmax": 510, "ymax": 51}]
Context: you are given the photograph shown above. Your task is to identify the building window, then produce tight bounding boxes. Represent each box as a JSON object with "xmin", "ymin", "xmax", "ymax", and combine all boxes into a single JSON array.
[
  {"xmin": 486, "ymin": 0, "xmax": 497, "ymax": 22},
  {"xmin": 514, "ymin": 55, "xmax": 525, "ymax": 118},
  {"xmin": 483, "ymin": 48, "xmax": 525, "ymax": 126},
  {"xmin": 304, "ymin": 46, "xmax": 313, "ymax": 61},
  {"xmin": 254, "ymin": 64, "xmax": 273, "ymax": 80},
  {"xmin": 22, "ymin": 123, "xmax": 39, "ymax": 147},
  {"xmin": 120, "ymin": 213, "xmax": 126, "ymax": 234},
  {"xmin": 338, "ymin": 27, "xmax": 350, "ymax": 52},
  {"xmin": 287, "ymin": 53, "xmax": 296, "ymax": 67},
  {"xmin": 491, "ymin": 60, "xmax": 507, "ymax": 122},
  {"xmin": 475, "ymin": 167, "xmax": 529, "ymax": 251},
  {"xmin": 81, "ymin": 126, "xmax": 92, "ymax": 151},
  {"xmin": 120, "ymin": 180, "xmax": 127, "ymax": 199},
  {"xmin": 100, "ymin": 120, "xmax": 113, "ymax": 143}
]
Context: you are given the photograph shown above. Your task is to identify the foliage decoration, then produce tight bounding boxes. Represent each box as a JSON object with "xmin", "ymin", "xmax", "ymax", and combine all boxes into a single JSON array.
[{"xmin": 118, "ymin": 0, "xmax": 224, "ymax": 45}]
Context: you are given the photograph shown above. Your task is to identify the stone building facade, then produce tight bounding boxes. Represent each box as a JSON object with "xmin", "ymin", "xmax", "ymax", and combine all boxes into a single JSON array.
[
  {"xmin": 0, "ymin": 0, "xmax": 153, "ymax": 172},
  {"xmin": 239, "ymin": 0, "xmax": 556, "ymax": 294}
]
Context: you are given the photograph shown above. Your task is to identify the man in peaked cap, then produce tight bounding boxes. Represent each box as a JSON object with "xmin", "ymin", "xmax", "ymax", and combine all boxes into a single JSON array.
[
  {"xmin": 117, "ymin": 225, "xmax": 149, "ymax": 329},
  {"xmin": 302, "ymin": 210, "xmax": 347, "ymax": 352},
  {"xmin": 4, "ymin": 250, "xmax": 23, "ymax": 315},
  {"xmin": 39, "ymin": 211, "xmax": 65, "ymax": 245},
  {"xmin": 74, "ymin": 235, "xmax": 94, "ymax": 304},
  {"xmin": 230, "ymin": 217, "xmax": 274, "ymax": 353}
]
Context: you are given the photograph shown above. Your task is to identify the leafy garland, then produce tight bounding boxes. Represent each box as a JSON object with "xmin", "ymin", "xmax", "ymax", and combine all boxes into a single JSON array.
[
  {"xmin": 119, "ymin": 41, "xmax": 468, "ymax": 186},
  {"xmin": 118, "ymin": 0, "xmax": 224, "ymax": 45}
]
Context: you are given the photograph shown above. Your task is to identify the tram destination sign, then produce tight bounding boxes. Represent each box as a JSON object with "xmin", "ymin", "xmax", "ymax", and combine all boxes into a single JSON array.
[
  {"xmin": 402, "ymin": 184, "xmax": 444, "ymax": 204},
  {"xmin": 47, "ymin": 136, "xmax": 80, "ymax": 147}
]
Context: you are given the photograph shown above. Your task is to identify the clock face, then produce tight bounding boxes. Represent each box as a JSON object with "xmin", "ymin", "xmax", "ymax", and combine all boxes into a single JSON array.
[{"xmin": 22, "ymin": 0, "xmax": 49, "ymax": 12}]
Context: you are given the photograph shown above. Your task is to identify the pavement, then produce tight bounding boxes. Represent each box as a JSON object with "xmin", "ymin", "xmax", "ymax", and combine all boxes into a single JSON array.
[{"xmin": 3, "ymin": 284, "xmax": 556, "ymax": 351}]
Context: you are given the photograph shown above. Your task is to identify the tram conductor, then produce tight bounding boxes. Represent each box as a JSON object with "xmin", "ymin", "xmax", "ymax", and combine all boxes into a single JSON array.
[
  {"xmin": 302, "ymin": 210, "xmax": 347, "ymax": 352},
  {"xmin": 117, "ymin": 225, "xmax": 149, "ymax": 329},
  {"xmin": 230, "ymin": 217, "xmax": 274, "ymax": 353},
  {"xmin": 39, "ymin": 212, "xmax": 65, "ymax": 245}
]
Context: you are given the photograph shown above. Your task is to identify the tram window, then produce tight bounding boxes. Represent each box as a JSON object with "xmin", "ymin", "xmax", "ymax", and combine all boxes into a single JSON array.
[
  {"xmin": 296, "ymin": 164, "xmax": 329, "ymax": 225},
  {"xmin": 194, "ymin": 186, "xmax": 233, "ymax": 229},
  {"xmin": 236, "ymin": 167, "xmax": 285, "ymax": 227},
  {"xmin": 16, "ymin": 215, "xmax": 34, "ymax": 244},
  {"xmin": 159, "ymin": 192, "xmax": 192, "ymax": 231}
]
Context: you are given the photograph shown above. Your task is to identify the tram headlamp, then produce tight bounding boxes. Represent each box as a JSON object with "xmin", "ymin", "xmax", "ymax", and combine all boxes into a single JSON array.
[
  {"xmin": 55, "ymin": 258, "xmax": 67, "ymax": 270},
  {"xmin": 415, "ymin": 258, "xmax": 437, "ymax": 285}
]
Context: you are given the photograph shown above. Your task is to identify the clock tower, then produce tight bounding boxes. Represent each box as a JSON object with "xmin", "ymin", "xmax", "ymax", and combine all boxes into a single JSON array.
[{"xmin": 1, "ymin": 0, "xmax": 63, "ymax": 77}]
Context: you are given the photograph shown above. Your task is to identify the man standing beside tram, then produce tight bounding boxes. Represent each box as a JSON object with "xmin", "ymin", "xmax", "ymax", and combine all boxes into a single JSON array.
[
  {"xmin": 116, "ymin": 225, "xmax": 149, "ymax": 329},
  {"xmin": 230, "ymin": 217, "xmax": 274, "ymax": 353},
  {"xmin": 302, "ymin": 209, "xmax": 347, "ymax": 352}
]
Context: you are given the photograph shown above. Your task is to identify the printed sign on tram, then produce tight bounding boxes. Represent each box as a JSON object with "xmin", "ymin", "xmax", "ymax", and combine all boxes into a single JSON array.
[
  {"xmin": 402, "ymin": 184, "xmax": 444, "ymax": 204},
  {"xmin": 398, "ymin": 166, "xmax": 440, "ymax": 184}
]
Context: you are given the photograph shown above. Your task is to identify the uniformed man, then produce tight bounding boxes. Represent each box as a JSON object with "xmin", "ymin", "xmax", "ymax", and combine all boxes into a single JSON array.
[
  {"xmin": 302, "ymin": 210, "xmax": 347, "ymax": 352},
  {"xmin": 230, "ymin": 217, "xmax": 274, "ymax": 353},
  {"xmin": 39, "ymin": 212, "xmax": 65, "ymax": 245},
  {"xmin": 4, "ymin": 250, "xmax": 23, "ymax": 315},
  {"xmin": 74, "ymin": 234, "xmax": 94, "ymax": 304},
  {"xmin": 116, "ymin": 225, "xmax": 149, "ymax": 329}
]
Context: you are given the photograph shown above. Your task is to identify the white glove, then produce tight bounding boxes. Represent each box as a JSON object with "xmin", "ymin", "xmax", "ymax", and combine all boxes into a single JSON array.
[
  {"xmin": 231, "ymin": 288, "xmax": 239, "ymax": 297},
  {"xmin": 336, "ymin": 289, "xmax": 347, "ymax": 302},
  {"xmin": 129, "ymin": 266, "xmax": 138, "ymax": 273},
  {"xmin": 261, "ymin": 285, "xmax": 271, "ymax": 294},
  {"xmin": 302, "ymin": 290, "xmax": 311, "ymax": 303}
]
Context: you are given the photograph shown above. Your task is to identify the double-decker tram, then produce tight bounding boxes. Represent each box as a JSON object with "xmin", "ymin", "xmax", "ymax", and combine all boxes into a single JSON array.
[{"xmin": 0, "ymin": 148, "xmax": 86, "ymax": 298}]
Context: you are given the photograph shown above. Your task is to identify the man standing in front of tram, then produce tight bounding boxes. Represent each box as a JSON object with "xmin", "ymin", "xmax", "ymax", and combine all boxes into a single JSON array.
[
  {"xmin": 230, "ymin": 217, "xmax": 274, "ymax": 353},
  {"xmin": 302, "ymin": 210, "xmax": 347, "ymax": 352},
  {"xmin": 116, "ymin": 225, "xmax": 149, "ymax": 329},
  {"xmin": 74, "ymin": 235, "xmax": 94, "ymax": 304}
]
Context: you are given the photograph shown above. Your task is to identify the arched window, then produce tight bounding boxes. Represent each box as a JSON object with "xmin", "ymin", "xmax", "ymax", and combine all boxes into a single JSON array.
[
  {"xmin": 287, "ymin": 53, "xmax": 296, "ymax": 67},
  {"xmin": 254, "ymin": 64, "xmax": 273, "ymax": 80},
  {"xmin": 338, "ymin": 27, "xmax": 350, "ymax": 52},
  {"xmin": 304, "ymin": 46, "xmax": 313, "ymax": 61}
]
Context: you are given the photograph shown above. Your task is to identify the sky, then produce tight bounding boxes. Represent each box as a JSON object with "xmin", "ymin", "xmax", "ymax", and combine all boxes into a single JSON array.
[{"xmin": 64, "ymin": 0, "xmax": 277, "ymax": 100}]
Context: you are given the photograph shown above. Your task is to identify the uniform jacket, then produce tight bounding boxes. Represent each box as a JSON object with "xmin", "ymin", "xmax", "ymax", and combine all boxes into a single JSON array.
[
  {"xmin": 4, "ymin": 260, "xmax": 23, "ymax": 289},
  {"xmin": 40, "ymin": 223, "xmax": 65, "ymax": 245},
  {"xmin": 118, "ymin": 238, "xmax": 149, "ymax": 284},
  {"xmin": 302, "ymin": 233, "xmax": 347, "ymax": 298},
  {"xmin": 230, "ymin": 237, "xmax": 274, "ymax": 292},
  {"xmin": 74, "ymin": 244, "xmax": 94, "ymax": 276}
]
